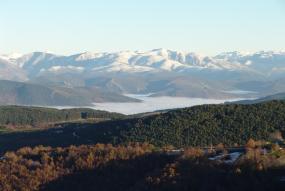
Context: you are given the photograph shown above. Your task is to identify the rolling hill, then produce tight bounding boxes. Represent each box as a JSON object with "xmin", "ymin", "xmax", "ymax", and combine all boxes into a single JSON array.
[
  {"xmin": 0, "ymin": 100, "xmax": 284, "ymax": 153},
  {"xmin": 0, "ymin": 105, "xmax": 125, "ymax": 127},
  {"xmin": 231, "ymin": 92, "xmax": 285, "ymax": 104},
  {"xmin": 0, "ymin": 80, "xmax": 138, "ymax": 106}
]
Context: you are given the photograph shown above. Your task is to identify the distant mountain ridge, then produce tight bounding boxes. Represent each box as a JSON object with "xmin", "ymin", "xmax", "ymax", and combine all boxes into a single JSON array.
[
  {"xmin": 2, "ymin": 49, "xmax": 285, "ymax": 78},
  {"xmin": 230, "ymin": 92, "xmax": 285, "ymax": 104},
  {"xmin": 0, "ymin": 49, "xmax": 285, "ymax": 101},
  {"xmin": 0, "ymin": 80, "xmax": 138, "ymax": 106}
]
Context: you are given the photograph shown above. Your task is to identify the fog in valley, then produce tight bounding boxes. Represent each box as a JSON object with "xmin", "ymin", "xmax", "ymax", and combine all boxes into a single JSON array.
[{"xmin": 91, "ymin": 94, "xmax": 240, "ymax": 114}]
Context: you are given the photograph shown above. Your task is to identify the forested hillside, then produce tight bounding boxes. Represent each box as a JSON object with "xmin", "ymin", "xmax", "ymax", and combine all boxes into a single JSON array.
[
  {"xmin": 0, "ymin": 143, "xmax": 284, "ymax": 191},
  {"xmin": 0, "ymin": 106, "xmax": 125, "ymax": 127},
  {"xmin": 0, "ymin": 101, "xmax": 285, "ymax": 154},
  {"xmin": 117, "ymin": 100, "xmax": 285, "ymax": 147}
]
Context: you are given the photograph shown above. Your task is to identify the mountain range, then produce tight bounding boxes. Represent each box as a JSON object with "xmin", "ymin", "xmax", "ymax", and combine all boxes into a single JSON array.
[
  {"xmin": 1, "ymin": 49, "xmax": 285, "ymax": 106},
  {"xmin": 2, "ymin": 49, "xmax": 285, "ymax": 77}
]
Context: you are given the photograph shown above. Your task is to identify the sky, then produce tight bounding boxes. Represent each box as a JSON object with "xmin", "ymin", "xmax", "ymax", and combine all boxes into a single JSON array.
[{"xmin": 0, "ymin": 0, "xmax": 285, "ymax": 55}]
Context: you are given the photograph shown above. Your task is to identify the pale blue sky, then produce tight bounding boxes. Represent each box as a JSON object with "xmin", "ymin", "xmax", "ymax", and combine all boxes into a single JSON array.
[{"xmin": 0, "ymin": 0, "xmax": 284, "ymax": 55}]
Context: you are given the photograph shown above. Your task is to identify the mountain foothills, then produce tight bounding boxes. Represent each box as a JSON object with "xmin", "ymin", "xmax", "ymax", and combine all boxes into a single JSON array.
[
  {"xmin": 1, "ymin": 101, "xmax": 285, "ymax": 190},
  {"xmin": 1, "ymin": 49, "xmax": 285, "ymax": 106},
  {"xmin": 0, "ymin": 105, "xmax": 125, "ymax": 127},
  {"xmin": 232, "ymin": 92, "xmax": 285, "ymax": 104},
  {"xmin": 1, "ymin": 49, "xmax": 285, "ymax": 190},
  {"xmin": 0, "ymin": 80, "xmax": 138, "ymax": 106},
  {"xmin": 1, "ymin": 100, "xmax": 285, "ymax": 153}
]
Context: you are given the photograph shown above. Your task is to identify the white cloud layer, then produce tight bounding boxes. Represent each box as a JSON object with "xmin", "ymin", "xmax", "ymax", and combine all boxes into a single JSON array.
[{"xmin": 91, "ymin": 94, "xmax": 239, "ymax": 115}]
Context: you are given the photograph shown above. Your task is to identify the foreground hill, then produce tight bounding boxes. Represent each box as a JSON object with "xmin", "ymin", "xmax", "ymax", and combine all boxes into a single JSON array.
[
  {"xmin": 100, "ymin": 100, "xmax": 285, "ymax": 147},
  {"xmin": 0, "ymin": 101, "xmax": 285, "ymax": 153},
  {"xmin": 0, "ymin": 143, "xmax": 284, "ymax": 191}
]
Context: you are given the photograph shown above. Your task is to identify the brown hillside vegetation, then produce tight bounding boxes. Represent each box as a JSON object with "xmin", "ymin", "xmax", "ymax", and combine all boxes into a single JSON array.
[{"xmin": 0, "ymin": 142, "xmax": 285, "ymax": 191}]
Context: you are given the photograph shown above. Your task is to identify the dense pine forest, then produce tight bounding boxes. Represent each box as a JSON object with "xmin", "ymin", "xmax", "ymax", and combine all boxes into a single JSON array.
[
  {"xmin": 0, "ymin": 106, "xmax": 125, "ymax": 127},
  {"xmin": 118, "ymin": 100, "xmax": 285, "ymax": 147},
  {"xmin": 1, "ymin": 101, "xmax": 285, "ymax": 190},
  {"xmin": 0, "ymin": 101, "xmax": 285, "ymax": 154}
]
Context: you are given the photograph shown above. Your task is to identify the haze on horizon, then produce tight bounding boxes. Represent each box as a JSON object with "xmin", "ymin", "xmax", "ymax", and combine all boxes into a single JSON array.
[{"xmin": 0, "ymin": 0, "xmax": 285, "ymax": 56}]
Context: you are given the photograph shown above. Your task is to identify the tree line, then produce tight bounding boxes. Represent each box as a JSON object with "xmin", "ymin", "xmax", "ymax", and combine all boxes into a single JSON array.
[
  {"xmin": 0, "ymin": 106, "xmax": 125, "ymax": 127},
  {"xmin": 109, "ymin": 100, "xmax": 285, "ymax": 147}
]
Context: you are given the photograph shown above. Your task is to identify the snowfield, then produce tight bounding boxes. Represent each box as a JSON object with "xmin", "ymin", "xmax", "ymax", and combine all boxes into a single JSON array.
[{"xmin": 1, "ymin": 49, "xmax": 285, "ymax": 78}]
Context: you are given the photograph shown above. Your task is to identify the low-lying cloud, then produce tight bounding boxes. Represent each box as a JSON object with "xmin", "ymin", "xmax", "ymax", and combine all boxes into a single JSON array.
[{"xmin": 91, "ymin": 94, "xmax": 237, "ymax": 115}]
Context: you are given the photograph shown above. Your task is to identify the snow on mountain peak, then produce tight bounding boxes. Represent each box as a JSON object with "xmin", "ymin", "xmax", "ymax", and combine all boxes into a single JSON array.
[
  {"xmin": 75, "ymin": 52, "xmax": 105, "ymax": 61},
  {"xmin": 1, "ymin": 53, "xmax": 23, "ymax": 60},
  {"xmin": 47, "ymin": 65, "xmax": 85, "ymax": 73},
  {"xmin": 1, "ymin": 49, "xmax": 285, "ymax": 79}
]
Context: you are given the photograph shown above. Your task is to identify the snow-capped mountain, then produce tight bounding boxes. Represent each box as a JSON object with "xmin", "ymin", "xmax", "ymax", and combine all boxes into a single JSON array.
[
  {"xmin": 0, "ymin": 56, "xmax": 28, "ymax": 81},
  {"xmin": 215, "ymin": 50, "xmax": 285, "ymax": 76},
  {"xmin": 1, "ymin": 49, "xmax": 285, "ymax": 100},
  {"xmin": 2, "ymin": 49, "xmax": 285, "ymax": 78}
]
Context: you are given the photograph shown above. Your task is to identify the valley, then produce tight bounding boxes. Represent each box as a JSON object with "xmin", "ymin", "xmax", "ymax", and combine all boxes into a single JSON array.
[
  {"xmin": 2, "ymin": 0, "xmax": 284, "ymax": 190},
  {"xmin": 1, "ymin": 50, "xmax": 285, "ymax": 190},
  {"xmin": 1, "ymin": 49, "xmax": 285, "ymax": 108},
  {"xmin": 91, "ymin": 94, "xmax": 238, "ymax": 114}
]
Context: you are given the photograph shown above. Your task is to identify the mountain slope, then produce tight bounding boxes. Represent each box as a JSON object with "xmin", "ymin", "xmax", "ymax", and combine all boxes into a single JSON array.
[
  {"xmin": 0, "ymin": 100, "xmax": 284, "ymax": 153},
  {"xmin": 0, "ymin": 58, "xmax": 27, "ymax": 81},
  {"xmin": 0, "ymin": 80, "xmax": 138, "ymax": 106},
  {"xmin": 231, "ymin": 92, "xmax": 285, "ymax": 104},
  {"xmin": 1, "ymin": 49, "xmax": 285, "ymax": 99},
  {"xmin": 0, "ymin": 105, "xmax": 125, "ymax": 126},
  {"xmin": 3, "ymin": 49, "xmax": 284, "ymax": 76}
]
